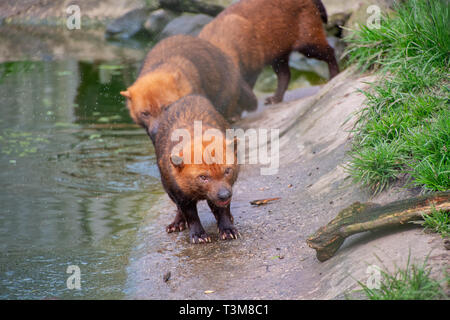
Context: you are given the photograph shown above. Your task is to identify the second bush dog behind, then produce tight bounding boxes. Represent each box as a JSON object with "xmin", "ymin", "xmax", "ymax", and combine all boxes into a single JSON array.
[
  {"xmin": 120, "ymin": 34, "xmax": 257, "ymax": 142},
  {"xmin": 199, "ymin": 0, "xmax": 339, "ymax": 104}
]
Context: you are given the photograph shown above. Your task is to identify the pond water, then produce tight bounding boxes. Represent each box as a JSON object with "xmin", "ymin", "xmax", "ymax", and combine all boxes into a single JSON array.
[
  {"xmin": 0, "ymin": 60, "xmax": 164, "ymax": 299},
  {"xmin": 0, "ymin": 26, "xmax": 327, "ymax": 299}
]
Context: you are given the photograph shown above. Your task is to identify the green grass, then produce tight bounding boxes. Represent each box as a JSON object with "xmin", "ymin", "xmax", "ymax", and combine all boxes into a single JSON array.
[
  {"xmin": 422, "ymin": 208, "xmax": 449, "ymax": 238},
  {"xmin": 343, "ymin": 0, "xmax": 450, "ymax": 193},
  {"xmin": 357, "ymin": 255, "xmax": 449, "ymax": 300}
]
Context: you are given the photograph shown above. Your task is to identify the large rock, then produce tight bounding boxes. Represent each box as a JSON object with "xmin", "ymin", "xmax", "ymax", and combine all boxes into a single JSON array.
[
  {"xmin": 105, "ymin": 8, "xmax": 151, "ymax": 39},
  {"xmin": 125, "ymin": 69, "xmax": 449, "ymax": 299},
  {"xmin": 322, "ymin": 0, "xmax": 394, "ymax": 17},
  {"xmin": 0, "ymin": 25, "xmax": 145, "ymax": 63},
  {"xmin": 343, "ymin": 0, "xmax": 396, "ymax": 37},
  {"xmin": 322, "ymin": 0, "xmax": 394, "ymax": 37},
  {"xmin": 143, "ymin": 9, "xmax": 178, "ymax": 36},
  {"xmin": 158, "ymin": 0, "xmax": 226, "ymax": 16},
  {"xmin": 321, "ymin": 0, "xmax": 397, "ymax": 37},
  {"xmin": 0, "ymin": 0, "xmax": 148, "ymax": 26},
  {"xmin": 158, "ymin": 13, "xmax": 213, "ymax": 39}
]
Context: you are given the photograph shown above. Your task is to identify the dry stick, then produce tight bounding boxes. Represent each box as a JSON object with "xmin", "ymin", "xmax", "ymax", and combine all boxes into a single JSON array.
[
  {"xmin": 306, "ymin": 191, "xmax": 450, "ymax": 262},
  {"xmin": 250, "ymin": 197, "xmax": 281, "ymax": 206}
]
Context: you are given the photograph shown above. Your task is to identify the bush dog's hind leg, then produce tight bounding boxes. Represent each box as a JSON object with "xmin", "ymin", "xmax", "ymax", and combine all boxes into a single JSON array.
[
  {"xmin": 295, "ymin": 12, "xmax": 339, "ymax": 80},
  {"xmin": 166, "ymin": 207, "xmax": 187, "ymax": 233},
  {"xmin": 265, "ymin": 54, "xmax": 291, "ymax": 105},
  {"xmin": 180, "ymin": 202, "xmax": 211, "ymax": 244},
  {"xmin": 237, "ymin": 78, "xmax": 258, "ymax": 114},
  {"xmin": 207, "ymin": 200, "xmax": 240, "ymax": 240}
]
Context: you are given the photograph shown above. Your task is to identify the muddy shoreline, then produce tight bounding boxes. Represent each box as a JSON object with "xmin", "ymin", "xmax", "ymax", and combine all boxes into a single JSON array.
[{"xmin": 124, "ymin": 70, "xmax": 448, "ymax": 299}]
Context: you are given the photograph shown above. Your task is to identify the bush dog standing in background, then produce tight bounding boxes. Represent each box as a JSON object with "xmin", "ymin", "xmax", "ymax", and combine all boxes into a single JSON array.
[
  {"xmin": 199, "ymin": 0, "xmax": 339, "ymax": 104},
  {"xmin": 120, "ymin": 35, "xmax": 257, "ymax": 142},
  {"xmin": 154, "ymin": 95, "xmax": 240, "ymax": 243}
]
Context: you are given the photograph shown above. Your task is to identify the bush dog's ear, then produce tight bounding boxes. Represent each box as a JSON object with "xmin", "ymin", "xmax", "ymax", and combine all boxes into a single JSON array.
[
  {"xmin": 120, "ymin": 90, "xmax": 131, "ymax": 99},
  {"xmin": 170, "ymin": 154, "xmax": 184, "ymax": 169}
]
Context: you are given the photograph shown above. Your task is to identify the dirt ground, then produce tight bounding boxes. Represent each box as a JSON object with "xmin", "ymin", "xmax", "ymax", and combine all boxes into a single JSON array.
[{"xmin": 124, "ymin": 69, "xmax": 449, "ymax": 299}]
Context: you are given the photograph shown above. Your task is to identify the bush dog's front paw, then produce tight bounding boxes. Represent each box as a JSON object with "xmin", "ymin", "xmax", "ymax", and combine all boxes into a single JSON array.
[
  {"xmin": 265, "ymin": 95, "xmax": 282, "ymax": 105},
  {"xmin": 219, "ymin": 226, "xmax": 240, "ymax": 240}
]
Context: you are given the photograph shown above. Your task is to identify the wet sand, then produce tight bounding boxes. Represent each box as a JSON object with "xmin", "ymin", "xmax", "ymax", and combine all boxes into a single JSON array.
[{"xmin": 125, "ymin": 69, "xmax": 449, "ymax": 299}]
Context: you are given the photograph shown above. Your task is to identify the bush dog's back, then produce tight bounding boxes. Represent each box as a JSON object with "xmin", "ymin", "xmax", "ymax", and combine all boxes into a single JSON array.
[{"xmin": 199, "ymin": 0, "xmax": 339, "ymax": 104}]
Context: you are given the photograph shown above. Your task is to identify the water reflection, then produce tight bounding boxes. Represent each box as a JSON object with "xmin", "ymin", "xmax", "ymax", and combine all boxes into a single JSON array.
[{"xmin": 0, "ymin": 60, "xmax": 163, "ymax": 299}]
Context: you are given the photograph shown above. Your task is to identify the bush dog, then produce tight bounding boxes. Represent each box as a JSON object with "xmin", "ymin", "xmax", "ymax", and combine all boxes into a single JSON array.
[
  {"xmin": 199, "ymin": 0, "xmax": 339, "ymax": 104},
  {"xmin": 120, "ymin": 35, "xmax": 257, "ymax": 142},
  {"xmin": 155, "ymin": 95, "xmax": 240, "ymax": 243}
]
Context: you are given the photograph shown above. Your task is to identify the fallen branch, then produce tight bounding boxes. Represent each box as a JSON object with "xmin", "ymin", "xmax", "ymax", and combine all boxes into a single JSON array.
[
  {"xmin": 306, "ymin": 191, "xmax": 450, "ymax": 262},
  {"xmin": 250, "ymin": 197, "xmax": 281, "ymax": 206}
]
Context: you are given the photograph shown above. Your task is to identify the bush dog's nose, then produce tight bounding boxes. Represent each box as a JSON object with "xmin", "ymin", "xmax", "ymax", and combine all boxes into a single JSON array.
[{"xmin": 217, "ymin": 188, "xmax": 232, "ymax": 201}]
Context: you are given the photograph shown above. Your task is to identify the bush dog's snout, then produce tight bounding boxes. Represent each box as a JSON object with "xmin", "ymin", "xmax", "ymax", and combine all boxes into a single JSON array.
[{"xmin": 218, "ymin": 188, "xmax": 231, "ymax": 201}]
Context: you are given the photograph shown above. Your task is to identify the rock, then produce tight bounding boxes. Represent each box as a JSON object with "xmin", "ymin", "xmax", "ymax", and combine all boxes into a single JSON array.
[
  {"xmin": 0, "ymin": 0, "xmax": 148, "ymax": 26},
  {"xmin": 159, "ymin": 0, "xmax": 226, "ymax": 16},
  {"xmin": 105, "ymin": 8, "xmax": 151, "ymax": 39},
  {"xmin": 0, "ymin": 25, "xmax": 145, "ymax": 63},
  {"xmin": 339, "ymin": 1, "xmax": 397, "ymax": 38},
  {"xmin": 158, "ymin": 13, "xmax": 213, "ymax": 39},
  {"xmin": 322, "ymin": 0, "xmax": 388, "ymax": 17},
  {"xmin": 444, "ymin": 238, "xmax": 450, "ymax": 250},
  {"xmin": 143, "ymin": 9, "xmax": 178, "ymax": 36},
  {"xmin": 326, "ymin": 36, "xmax": 346, "ymax": 60},
  {"xmin": 322, "ymin": 0, "xmax": 397, "ymax": 37}
]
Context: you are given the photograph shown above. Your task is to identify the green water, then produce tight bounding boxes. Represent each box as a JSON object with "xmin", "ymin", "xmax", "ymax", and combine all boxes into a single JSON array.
[
  {"xmin": 0, "ymin": 25, "xmax": 326, "ymax": 299},
  {"xmin": 0, "ymin": 60, "xmax": 164, "ymax": 299}
]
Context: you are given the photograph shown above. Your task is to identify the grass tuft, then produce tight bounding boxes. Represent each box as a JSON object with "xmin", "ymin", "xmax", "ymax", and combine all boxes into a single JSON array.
[
  {"xmin": 357, "ymin": 255, "xmax": 449, "ymax": 300},
  {"xmin": 344, "ymin": 0, "xmax": 449, "ymax": 193},
  {"xmin": 422, "ymin": 208, "xmax": 449, "ymax": 238}
]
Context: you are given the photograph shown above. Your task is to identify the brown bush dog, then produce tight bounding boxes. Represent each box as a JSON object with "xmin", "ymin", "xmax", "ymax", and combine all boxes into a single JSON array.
[
  {"xmin": 154, "ymin": 95, "xmax": 240, "ymax": 244},
  {"xmin": 120, "ymin": 35, "xmax": 257, "ymax": 142},
  {"xmin": 199, "ymin": 0, "xmax": 339, "ymax": 105}
]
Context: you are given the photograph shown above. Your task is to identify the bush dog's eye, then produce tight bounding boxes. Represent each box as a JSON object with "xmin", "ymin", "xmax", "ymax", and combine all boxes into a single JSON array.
[
  {"xmin": 224, "ymin": 168, "xmax": 232, "ymax": 175},
  {"xmin": 141, "ymin": 111, "xmax": 151, "ymax": 118},
  {"xmin": 198, "ymin": 175, "xmax": 209, "ymax": 182}
]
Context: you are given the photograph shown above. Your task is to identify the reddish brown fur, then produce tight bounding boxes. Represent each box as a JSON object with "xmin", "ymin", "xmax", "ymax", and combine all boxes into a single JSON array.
[
  {"xmin": 199, "ymin": 0, "xmax": 339, "ymax": 104},
  {"xmin": 120, "ymin": 35, "xmax": 257, "ymax": 141},
  {"xmin": 155, "ymin": 95, "xmax": 240, "ymax": 243}
]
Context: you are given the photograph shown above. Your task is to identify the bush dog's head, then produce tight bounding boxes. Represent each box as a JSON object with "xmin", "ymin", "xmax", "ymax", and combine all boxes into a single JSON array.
[
  {"xmin": 120, "ymin": 69, "xmax": 192, "ymax": 140},
  {"xmin": 163, "ymin": 95, "xmax": 239, "ymax": 207},
  {"xmin": 170, "ymin": 135, "xmax": 239, "ymax": 207}
]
